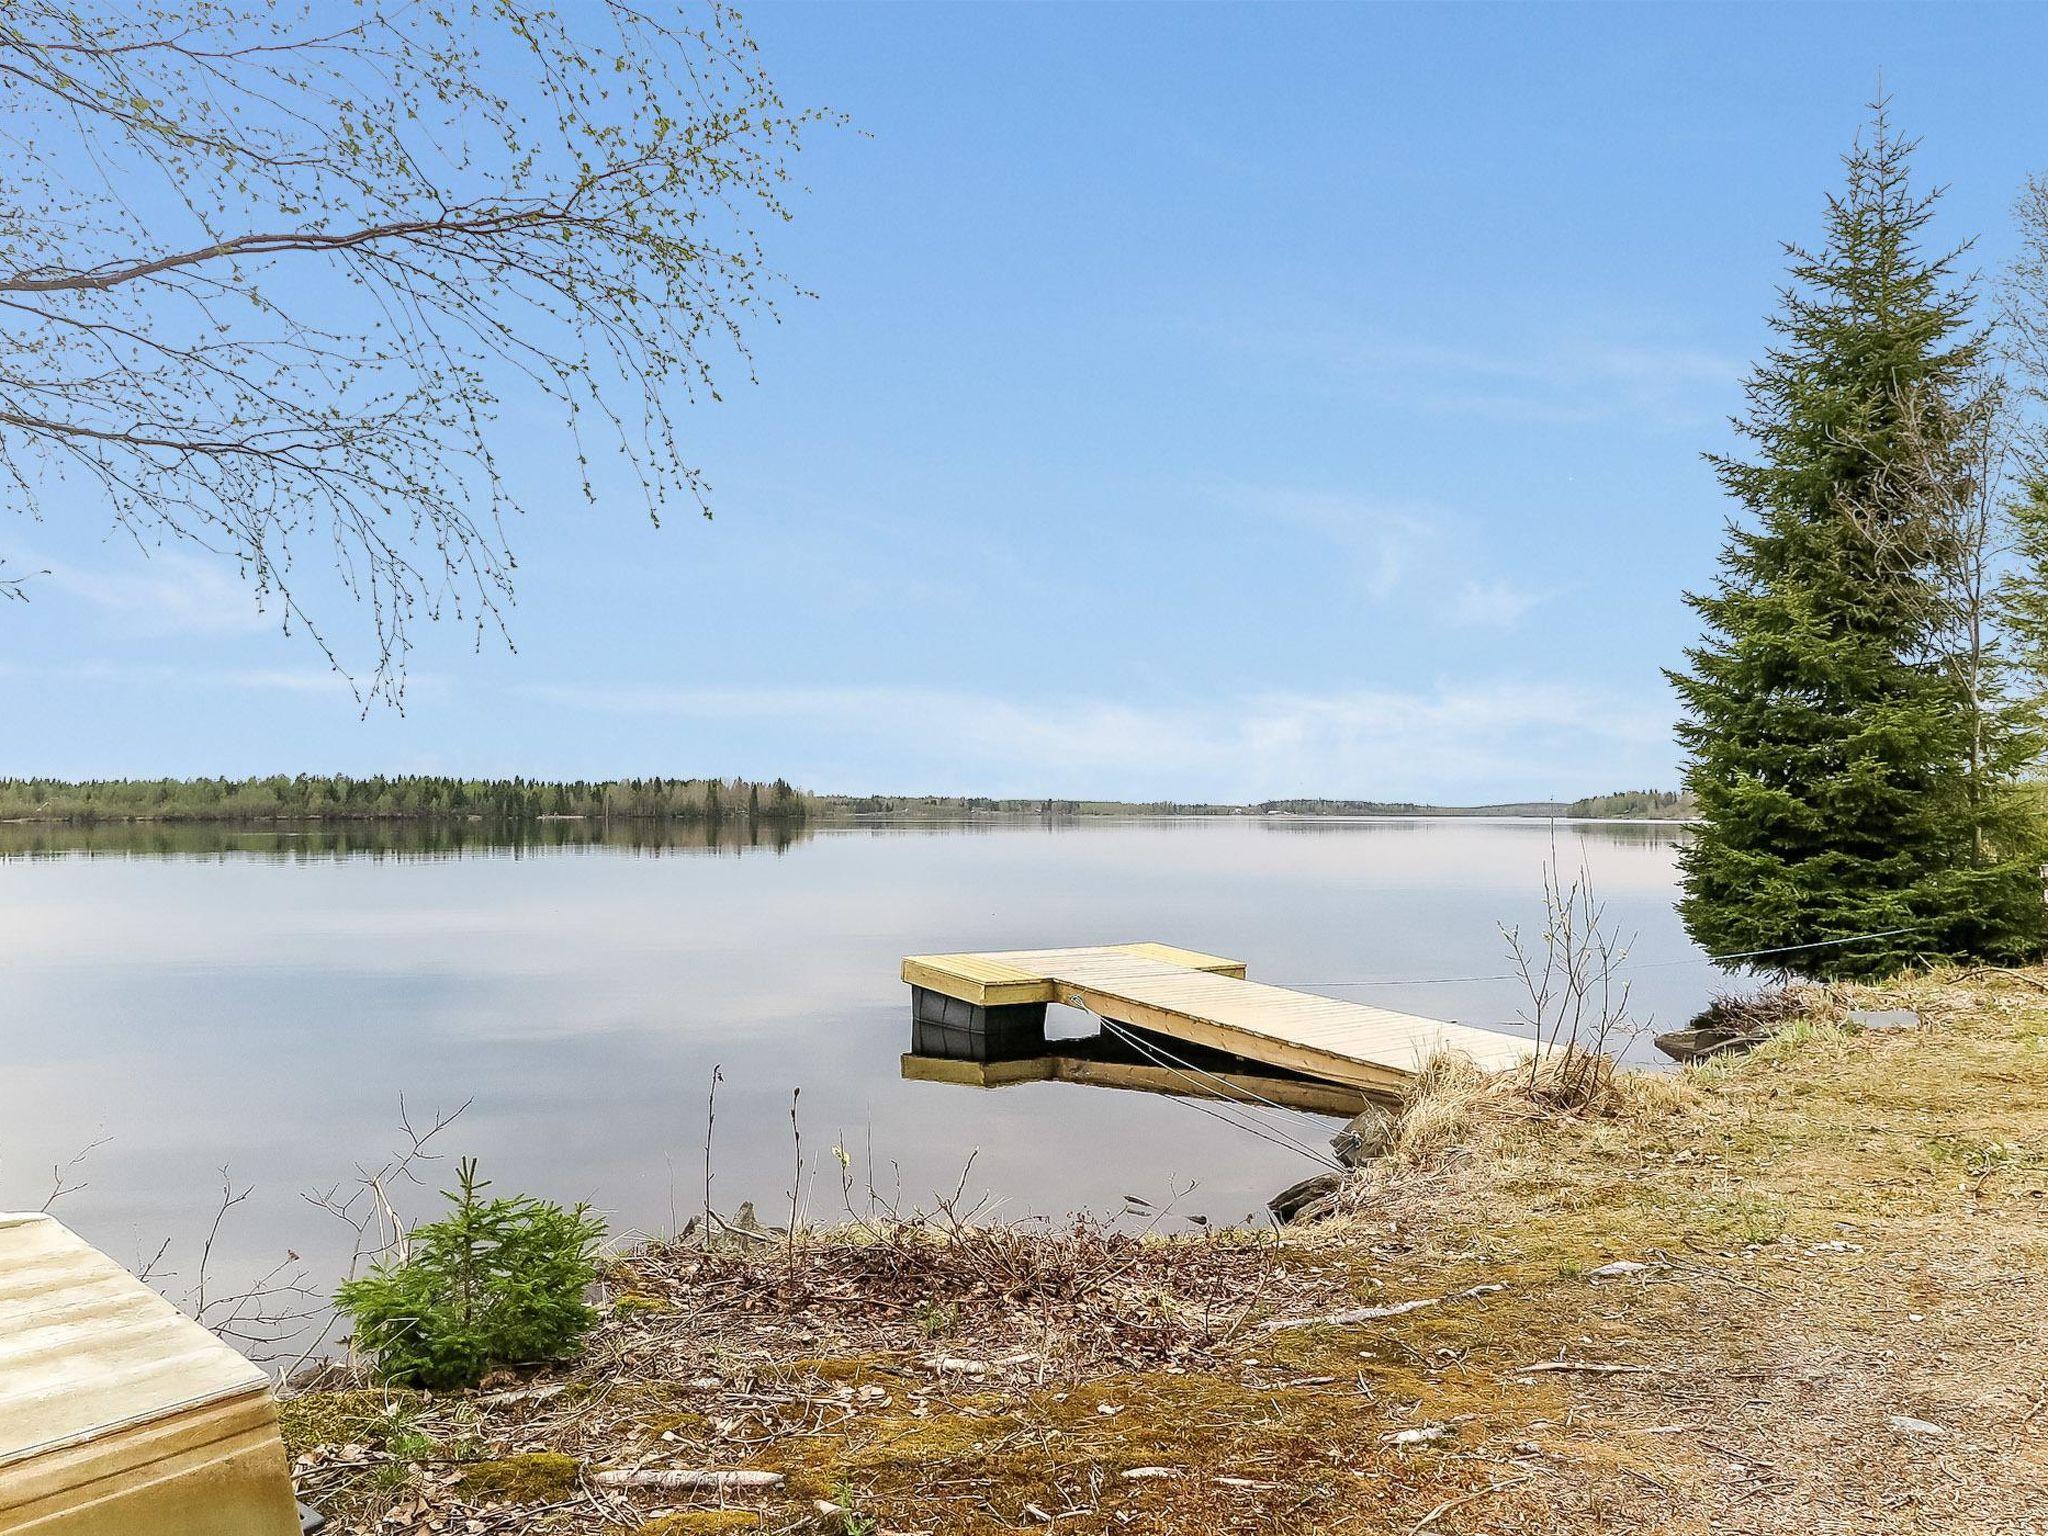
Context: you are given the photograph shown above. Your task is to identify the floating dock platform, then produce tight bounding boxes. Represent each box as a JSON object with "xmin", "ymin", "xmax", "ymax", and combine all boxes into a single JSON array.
[{"xmin": 901, "ymin": 942, "xmax": 1533, "ymax": 1102}]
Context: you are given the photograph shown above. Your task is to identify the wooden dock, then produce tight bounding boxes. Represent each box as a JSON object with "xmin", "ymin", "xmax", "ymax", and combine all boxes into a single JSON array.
[{"xmin": 900, "ymin": 942, "xmax": 1533, "ymax": 1100}]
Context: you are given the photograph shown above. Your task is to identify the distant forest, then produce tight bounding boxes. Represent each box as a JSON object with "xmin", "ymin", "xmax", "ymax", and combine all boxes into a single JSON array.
[
  {"xmin": 0, "ymin": 779, "xmax": 1693, "ymax": 825},
  {"xmin": 1562, "ymin": 789, "xmax": 1694, "ymax": 820},
  {"xmin": 0, "ymin": 775, "xmax": 812, "ymax": 825},
  {"xmin": 820, "ymin": 794, "xmax": 1242, "ymax": 817},
  {"xmin": 1255, "ymin": 798, "xmax": 1565, "ymax": 818},
  {"xmin": 823, "ymin": 790, "xmax": 1696, "ymax": 821}
]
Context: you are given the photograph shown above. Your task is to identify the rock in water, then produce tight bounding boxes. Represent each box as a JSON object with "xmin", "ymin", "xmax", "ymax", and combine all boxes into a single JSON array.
[
  {"xmin": 1849, "ymin": 1008, "xmax": 1920, "ymax": 1032},
  {"xmin": 1653, "ymin": 1025, "xmax": 1765, "ymax": 1062},
  {"xmin": 1268, "ymin": 1171, "xmax": 1343, "ymax": 1224},
  {"xmin": 1330, "ymin": 1105, "xmax": 1396, "ymax": 1166},
  {"xmin": 1659, "ymin": 988, "xmax": 1814, "ymax": 1060}
]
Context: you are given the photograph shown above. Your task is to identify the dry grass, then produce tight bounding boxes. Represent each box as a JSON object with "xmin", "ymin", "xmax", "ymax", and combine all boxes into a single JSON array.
[
  {"xmin": 1364, "ymin": 1040, "xmax": 1704, "ymax": 1173},
  {"xmin": 284, "ymin": 967, "xmax": 2048, "ymax": 1534},
  {"xmin": 1692, "ymin": 982, "xmax": 1839, "ymax": 1038}
]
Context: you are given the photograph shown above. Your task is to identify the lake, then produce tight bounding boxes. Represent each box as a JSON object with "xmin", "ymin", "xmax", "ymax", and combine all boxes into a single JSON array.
[{"xmin": 0, "ymin": 815, "xmax": 1710, "ymax": 1350}]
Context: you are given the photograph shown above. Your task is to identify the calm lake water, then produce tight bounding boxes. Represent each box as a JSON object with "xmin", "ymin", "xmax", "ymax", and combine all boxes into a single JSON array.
[{"xmin": 0, "ymin": 815, "xmax": 1709, "ymax": 1340}]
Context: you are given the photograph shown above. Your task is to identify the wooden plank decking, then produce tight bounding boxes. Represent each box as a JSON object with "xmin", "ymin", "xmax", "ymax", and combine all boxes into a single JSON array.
[{"xmin": 901, "ymin": 942, "xmax": 1533, "ymax": 1099}]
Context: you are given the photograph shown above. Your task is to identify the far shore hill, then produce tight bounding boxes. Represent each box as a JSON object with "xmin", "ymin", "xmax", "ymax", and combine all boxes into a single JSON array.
[
  {"xmin": 835, "ymin": 790, "xmax": 1694, "ymax": 821},
  {"xmin": 0, "ymin": 778, "xmax": 1693, "ymax": 824}
]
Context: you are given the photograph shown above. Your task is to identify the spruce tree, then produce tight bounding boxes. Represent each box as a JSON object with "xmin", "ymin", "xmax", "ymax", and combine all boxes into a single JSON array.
[{"xmin": 1670, "ymin": 106, "xmax": 2045, "ymax": 979}]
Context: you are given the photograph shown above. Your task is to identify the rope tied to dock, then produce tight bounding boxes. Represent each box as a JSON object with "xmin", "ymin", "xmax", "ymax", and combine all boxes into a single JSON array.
[
  {"xmin": 1276, "ymin": 925, "xmax": 1926, "ymax": 990},
  {"xmin": 1077, "ymin": 1003, "xmax": 1348, "ymax": 1173}
]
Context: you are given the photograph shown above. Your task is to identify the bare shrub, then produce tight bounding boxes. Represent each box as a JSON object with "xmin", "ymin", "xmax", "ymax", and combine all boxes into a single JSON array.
[{"xmin": 1501, "ymin": 851, "xmax": 1645, "ymax": 1108}]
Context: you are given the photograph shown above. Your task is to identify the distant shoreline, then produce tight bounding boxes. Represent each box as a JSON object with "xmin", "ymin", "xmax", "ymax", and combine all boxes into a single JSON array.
[
  {"xmin": 0, "ymin": 778, "xmax": 1693, "ymax": 825},
  {"xmin": 0, "ymin": 808, "xmax": 1698, "ymax": 828},
  {"xmin": 828, "ymin": 808, "xmax": 1697, "ymax": 823}
]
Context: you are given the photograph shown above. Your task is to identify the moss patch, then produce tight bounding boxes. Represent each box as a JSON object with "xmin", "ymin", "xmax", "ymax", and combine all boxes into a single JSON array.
[
  {"xmin": 277, "ymin": 1388, "xmax": 425, "ymax": 1455},
  {"xmin": 780, "ymin": 1354, "xmax": 898, "ymax": 1383},
  {"xmin": 454, "ymin": 1452, "xmax": 582, "ymax": 1502}
]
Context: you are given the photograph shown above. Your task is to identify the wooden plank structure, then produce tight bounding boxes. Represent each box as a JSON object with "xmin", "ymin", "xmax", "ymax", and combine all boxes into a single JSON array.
[
  {"xmin": 0, "ymin": 1211, "xmax": 304, "ymax": 1536},
  {"xmin": 901, "ymin": 942, "xmax": 1532, "ymax": 1101},
  {"xmin": 899, "ymin": 1049, "xmax": 1377, "ymax": 1117}
]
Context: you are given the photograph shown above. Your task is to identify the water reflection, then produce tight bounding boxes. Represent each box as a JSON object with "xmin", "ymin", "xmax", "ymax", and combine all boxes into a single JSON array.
[
  {"xmin": 902, "ymin": 1028, "xmax": 1377, "ymax": 1119},
  {"xmin": 1, "ymin": 814, "xmax": 1702, "ymax": 1340},
  {"xmin": 0, "ymin": 812, "xmax": 1689, "ymax": 863},
  {"xmin": 0, "ymin": 817, "xmax": 813, "ymax": 861}
]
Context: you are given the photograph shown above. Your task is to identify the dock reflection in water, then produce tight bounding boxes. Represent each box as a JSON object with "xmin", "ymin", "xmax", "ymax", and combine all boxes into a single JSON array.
[{"xmin": 901, "ymin": 1027, "xmax": 1375, "ymax": 1119}]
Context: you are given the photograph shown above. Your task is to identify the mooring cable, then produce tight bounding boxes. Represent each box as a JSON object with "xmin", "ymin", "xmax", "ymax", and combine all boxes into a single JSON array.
[
  {"xmin": 1275, "ymin": 924, "xmax": 1925, "ymax": 989},
  {"xmin": 1091, "ymin": 1009, "xmax": 1340, "ymax": 1132},
  {"xmin": 1042, "ymin": 922, "xmax": 1921, "ymax": 1171},
  {"xmin": 1099, "ymin": 1052, "xmax": 1347, "ymax": 1171},
  {"xmin": 1082, "ymin": 1008, "xmax": 1347, "ymax": 1171},
  {"xmin": 1089, "ymin": 1008, "xmax": 1343, "ymax": 1162}
]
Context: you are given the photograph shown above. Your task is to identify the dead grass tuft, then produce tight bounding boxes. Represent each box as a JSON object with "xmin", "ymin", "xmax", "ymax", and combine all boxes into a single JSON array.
[
  {"xmin": 1388, "ymin": 1050, "xmax": 1490, "ymax": 1161},
  {"xmin": 1381, "ymin": 1044, "xmax": 1703, "ymax": 1173},
  {"xmin": 1691, "ymin": 983, "xmax": 1837, "ymax": 1038},
  {"xmin": 634, "ymin": 1514, "xmax": 762, "ymax": 1534}
]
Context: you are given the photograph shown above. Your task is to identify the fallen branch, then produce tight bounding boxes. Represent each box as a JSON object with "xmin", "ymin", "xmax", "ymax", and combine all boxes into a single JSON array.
[
  {"xmin": 1260, "ymin": 1297, "xmax": 1438, "ymax": 1331},
  {"xmin": 1383, "ymin": 1424, "xmax": 1455, "ymax": 1448},
  {"xmin": 591, "ymin": 1468, "xmax": 784, "ymax": 1491},
  {"xmin": 1510, "ymin": 1361, "xmax": 1659, "ymax": 1376}
]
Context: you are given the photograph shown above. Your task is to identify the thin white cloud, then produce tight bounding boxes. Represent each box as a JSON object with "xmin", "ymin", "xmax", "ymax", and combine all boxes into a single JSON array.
[
  {"xmin": 1451, "ymin": 576, "xmax": 1548, "ymax": 627},
  {"xmin": 1221, "ymin": 485, "xmax": 1551, "ymax": 628},
  {"xmin": 1400, "ymin": 337, "xmax": 1740, "ymax": 427},
  {"xmin": 1212, "ymin": 321, "xmax": 1742, "ymax": 429},
  {"xmin": 0, "ymin": 658, "xmax": 375, "ymax": 696},
  {"xmin": 524, "ymin": 680, "xmax": 1675, "ymax": 802},
  {"xmin": 1237, "ymin": 488, "xmax": 1440, "ymax": 601},
  {"xmin": 45, "ymin": 551, "xmax": 273, "ymax": 637},
  {"xmin": 224, "ymin": 667, "xmax": 361, "ymax": 695}
]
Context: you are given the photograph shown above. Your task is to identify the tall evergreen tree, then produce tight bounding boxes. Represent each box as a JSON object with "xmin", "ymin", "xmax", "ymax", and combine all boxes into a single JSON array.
[{"xmin": 1670, "ymin": 106, "xmax": 2045, "ymax": 979}]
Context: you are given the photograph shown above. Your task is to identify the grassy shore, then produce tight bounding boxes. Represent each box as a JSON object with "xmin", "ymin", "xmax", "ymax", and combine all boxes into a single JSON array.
[{"xmin": 281, "ymin": 968, "xmax": 2048, "ymax": 1534}]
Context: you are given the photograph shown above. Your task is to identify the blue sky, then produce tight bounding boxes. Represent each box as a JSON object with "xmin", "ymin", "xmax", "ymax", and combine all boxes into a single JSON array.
[{"xmin": 7, "ymin": 2, "xmax": 2048, "ymax": 802}]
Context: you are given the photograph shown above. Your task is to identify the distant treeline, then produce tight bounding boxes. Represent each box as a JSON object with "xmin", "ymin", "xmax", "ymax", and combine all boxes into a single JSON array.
[
  {"xmin": 822, "ymin": 792, "xmax": 1695, "ymax": 820},
  {"xmin": 1563, "ymin": 789, "xmax": 1695, "ymax": 820},
  {"xmin": 821, "ymin": 794, "xmax": 1241, "ymax": 817},
  {"xmin": 0, "ymin": 775, "xmax": 813, "ymax": 825},
  {"xmin": 1253, "ymin": 798, "xmax": 1568, "ymax": 818},
  {"xmin": 0, "ymin": 778, "xmax": 1691, "ymax": 826}
]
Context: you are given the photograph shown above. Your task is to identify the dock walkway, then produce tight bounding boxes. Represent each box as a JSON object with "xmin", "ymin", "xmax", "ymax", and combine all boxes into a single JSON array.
[{"xmin": 900, "ymin": 942, "xmax": 1533, "ymax": 1100}]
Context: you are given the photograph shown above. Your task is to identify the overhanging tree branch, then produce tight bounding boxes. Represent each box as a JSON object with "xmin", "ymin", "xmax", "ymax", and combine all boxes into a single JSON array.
[{"xmin": 0, "ymin": 0, "xmax": 833, "ymax": 704}]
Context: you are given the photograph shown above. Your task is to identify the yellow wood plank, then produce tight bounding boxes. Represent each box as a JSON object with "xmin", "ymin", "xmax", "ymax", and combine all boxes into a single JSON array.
[
  {"xmin": 901, "ymin": 942, "xmax": 1534, "ymax": 1091},
  {"xmin": 902, "ymin": 943, "xmax": 1244, "ymax": 1006},
  {"xmin": 1104, "ymin": 942, "xmax": 1247, "ymax": 977},
  {"xmin": 900, "ymin": 955, "xmax": 1053, "ymax": 1007},
  {"xmin": 898, "ymin": 1055, "xmax": 1058, "ymax": 1088}
]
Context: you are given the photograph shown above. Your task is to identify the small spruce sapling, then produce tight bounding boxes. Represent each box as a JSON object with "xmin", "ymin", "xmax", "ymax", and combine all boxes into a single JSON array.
[{"xmin": 335, "ymin": 1158, "xmax": 605, "ymax": 1389}]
